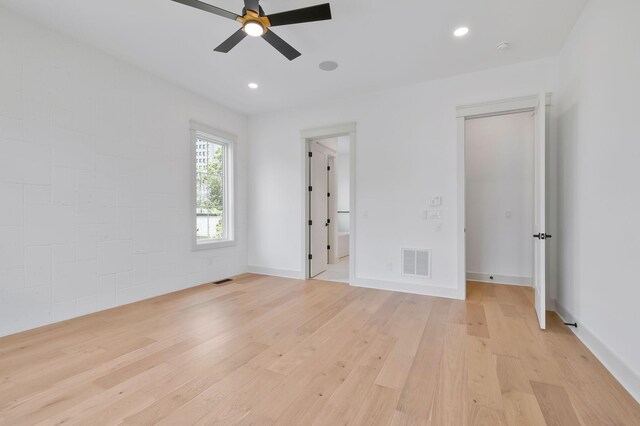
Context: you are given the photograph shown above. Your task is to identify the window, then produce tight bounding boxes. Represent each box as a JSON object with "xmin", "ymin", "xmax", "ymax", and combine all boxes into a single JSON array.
[{"xmin": 191, "ymin": 122, "xmax": 235, "ymax": 249}]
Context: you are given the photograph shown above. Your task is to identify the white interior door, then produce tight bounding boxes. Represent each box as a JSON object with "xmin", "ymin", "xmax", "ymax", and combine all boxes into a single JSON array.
[
  {"xmin": 309, "ymin": 145, "xmax": 328, "ymax": 277},
  {"xmin": 533, "ymin": 93, "xmax": 547, "ymax": 329},
  {"xmin": 327, "ymin": 156, "xmax": 337, "ymax": 264}
]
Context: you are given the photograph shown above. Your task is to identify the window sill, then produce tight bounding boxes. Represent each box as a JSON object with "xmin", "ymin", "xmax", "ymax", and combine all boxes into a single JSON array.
[{"xmin": 192, "ymin": 239, "xmax": 236, "ymax": 251}]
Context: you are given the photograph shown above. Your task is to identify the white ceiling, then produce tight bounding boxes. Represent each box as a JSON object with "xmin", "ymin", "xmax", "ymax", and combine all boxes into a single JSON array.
[{"xmin": 0, "ymin": 0, "xmax": 586, "ymax": 115}]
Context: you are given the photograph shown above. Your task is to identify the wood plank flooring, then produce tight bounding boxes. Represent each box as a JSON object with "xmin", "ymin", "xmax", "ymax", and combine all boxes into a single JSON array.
[{"xmin": 0, "ymin": 275, "xmax": 638, "ymax": 425}]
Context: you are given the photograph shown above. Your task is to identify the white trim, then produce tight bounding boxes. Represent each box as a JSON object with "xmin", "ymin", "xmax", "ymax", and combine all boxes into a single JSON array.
[
  {"xmin": 351, "ymin": 277, "xmax": 463, "ymax": 300},
  {"xmin": 247, "ymin": 265, "xmax": 305, "ymax": 280},
  {"xmin": 192, "ymin": 239, "xmax": 236, "ymax": 250},
  {"xmin": 456, "ymin": 94, "xmax": 552, "ymax": 300},
  {"xmin": 301, "ymin": 123, "xmax": 357, "ymax": 139},
  {"xmin": 457, "ymin": 94, "xmax": 552, "ymax": 118},
  {"xmin": 554, "ymin": 301, "xmax": 640, "ymax": 403},
  {"xmin": 456, "ymin": 117, "xmax": 466, "ymax": 300},
  {"xmin": 190, "ymin": 121, "xmax": 237, "ymax": 142},
  {"xmin": 553, "ymin": 300, "xmax": 574, "ymax": 324},
  {"xmin": 348, "ymin": 127, "xmax": 356, "ymax": 284},
  {"xmin": 301, "ymin": 123, "xmax": 357, "ymax": 283},
  {"xmin": 190, "ymin": 120, "xmax": 237, "ymax": 251},
  {"xmin": 466, "ymin": 272, "xmax": 531, "ymax": 287},
  {"xmin": 246, "ymin": 268, "xmax": 461, "ymax": 301}
]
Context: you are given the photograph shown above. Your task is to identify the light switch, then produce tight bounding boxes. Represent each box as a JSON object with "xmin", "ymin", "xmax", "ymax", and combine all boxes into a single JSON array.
[
  {"xmin": 505, "ymin": 209, "xmax": 512, "ymax": 219},
  {"xmin": 430, "ymin": 196, "xmax": 442, "ymax": 206}
]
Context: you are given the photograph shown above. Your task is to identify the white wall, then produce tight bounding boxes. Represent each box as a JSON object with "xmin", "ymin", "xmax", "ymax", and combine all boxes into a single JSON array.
[
  {"xmin": 465, "ymin": 112, "xmax": 534, "ymax": 284},
  {"xmin": 247, "ymin": 58, "xmax": 557, "ymax": 297},
  {"xmin": 556, "ymin": 0, "xmax": 640, "ymax": 401},
  {"xmin": 336, "ymin": 135, "xmax": 350, "ymax": 234},
  {"xmin": 0, "ymin": 7, "xmax": 248, "ymax": 337}
]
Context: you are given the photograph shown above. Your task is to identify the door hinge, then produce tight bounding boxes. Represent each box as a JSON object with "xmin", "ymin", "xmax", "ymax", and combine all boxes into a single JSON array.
[
  {"xmin": 327, "ymin": 245, "xmax": 331, "ymax": 250},
  {"xmin": 308, "ymin": 186, "xmax": 312, "ymax": 192},
  {"xmin": 327, "ymin": 219, "xmax": 331, "ymax": 224},
  {"xmin": 308, "ymin": 254, "xmax": 313, "ymax": 260},
  {"xmin": 308, "ymin": 220, "xmax": 312, "ymax": 226},
  {"xmin": 308, "ymin": 152, "xmax": 313, "ymax": 158},
  {"xmin": 327, "ymin": 192, "xmax": 330, "ymax": 197},
  {"xmin": 533, "ymin": 233, "xmax": 552, "ymax": 240},
  {"xmin": 327, "ymin": 166, "xmax": 330, "ymax": 171}
]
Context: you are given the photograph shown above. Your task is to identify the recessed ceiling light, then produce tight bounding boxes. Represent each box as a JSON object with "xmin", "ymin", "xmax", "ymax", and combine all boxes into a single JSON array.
[
  {"xmin": 454, "ymin": 27, "xmax": 469, "ymax": 37},
  {"xmin": 248, "ymin": 82, "xmax": 259, "ymax": 89},
  {"xmin": 244, "ymin": 21, "xmax": 265, "ymax": 37},
  {"xmin": 319, "ymin": 60, "xmax": 338, "ymax": 71}
]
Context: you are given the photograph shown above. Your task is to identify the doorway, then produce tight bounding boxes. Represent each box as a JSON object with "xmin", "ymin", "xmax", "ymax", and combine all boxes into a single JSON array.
[
  {"xmin": 307, "ymin": 137, "xmax": 350, "ymax": 283},
  {"xmin": 465, "ymin": 111, "xmax": 535, "ymax": 288},
  {"xmin": 457, "ymin": 94, "xmax": 549, "ymax": 329},
  {"xmin": 302, "ymin": 123, "xmax": 356, "ymax": 284}
]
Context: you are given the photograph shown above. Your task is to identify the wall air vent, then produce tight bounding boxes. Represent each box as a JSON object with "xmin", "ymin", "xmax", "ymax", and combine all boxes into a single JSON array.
[{"xmin": 401, "ymin": 248, "xmax": 432, "ymax": 278}]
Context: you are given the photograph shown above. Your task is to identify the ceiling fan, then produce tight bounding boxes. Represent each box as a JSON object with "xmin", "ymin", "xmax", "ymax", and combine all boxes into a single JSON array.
[{"xmin": 170, "ymin": 0, "xmax": 332, "ymax": 61}]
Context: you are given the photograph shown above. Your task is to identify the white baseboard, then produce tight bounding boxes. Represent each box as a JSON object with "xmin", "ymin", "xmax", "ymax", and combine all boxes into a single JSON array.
[
  {"xmin": 246, "ymin": 265, "xmax": 304, "ymax": 280},
  {"xmin": 352, "ymin": 277, "xmax": 464, "ymax": 300},
  {"xmin": 466, "ymin": 272, "xmax": 531, "ymax": 287},
  {"xmin": 554, "ymin": 300, "xmax": 640, "ymax": 403},
  {"xmin": 246, "ymin": 266, "xmax": 464, "ymax": 300}
]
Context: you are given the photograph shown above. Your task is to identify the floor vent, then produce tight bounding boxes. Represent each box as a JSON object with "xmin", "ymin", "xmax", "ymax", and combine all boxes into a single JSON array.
[
  {"xmin": 213, "ymin": 278, "xmax": 233, "ymax": 285},
  {"xmin": 402, "ymin": 248, "xmax": 432, "ymax": 278}
]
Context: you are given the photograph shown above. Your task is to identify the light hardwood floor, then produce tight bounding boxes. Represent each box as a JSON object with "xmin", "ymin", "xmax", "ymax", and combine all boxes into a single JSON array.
[{"xmin": 0, "ymin": 275, "xmax": 638, "ymax": 425}]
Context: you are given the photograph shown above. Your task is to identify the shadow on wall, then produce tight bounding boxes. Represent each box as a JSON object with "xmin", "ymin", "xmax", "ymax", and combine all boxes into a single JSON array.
[{"xmin": 556, "ymin": 101, "xmax": 581, "ymax": 317}]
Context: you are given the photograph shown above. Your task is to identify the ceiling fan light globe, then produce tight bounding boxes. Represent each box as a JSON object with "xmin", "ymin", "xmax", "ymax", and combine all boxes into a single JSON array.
[{"xmin": 244, "ymin": 21, "xmax": 265, "ymax": 37}]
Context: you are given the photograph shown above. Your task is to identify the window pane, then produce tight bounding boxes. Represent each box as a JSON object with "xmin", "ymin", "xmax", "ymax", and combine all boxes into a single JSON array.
[
  {"xmin": 195, "ymin": 138, "xmax": 225, "ymax": 240},
  {"xmin": 196, "ymin": 209, "xmax": 222, "ymax": 240}
]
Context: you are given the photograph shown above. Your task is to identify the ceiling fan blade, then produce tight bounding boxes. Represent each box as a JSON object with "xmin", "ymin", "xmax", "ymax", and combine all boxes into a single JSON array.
[
  {"xmin": 267, "ymin": 3, "xmax": 332, "ymax": 27},
  {"xmin": 170, "ymin": 0, "xmax": 239, "ymax": 21},
  {"xmin": 244, "ymin": 0, "xmax": 260, "ymax": 13},
  {"xmin": 214, "ymin": 29, "xmax": 248, "ymax": 53},
  {"xmin": 262, "ymin": 30, "xmax": 301, "ymax": 61}
]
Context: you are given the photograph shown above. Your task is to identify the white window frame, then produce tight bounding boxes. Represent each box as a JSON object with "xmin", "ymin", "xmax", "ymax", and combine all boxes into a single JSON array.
[{"xmin": 190, "ymin": 121, "xmax": 236, "ymax": 250}]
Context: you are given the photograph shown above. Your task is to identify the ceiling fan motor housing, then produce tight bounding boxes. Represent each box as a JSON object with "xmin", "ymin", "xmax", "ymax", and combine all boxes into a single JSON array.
[{"xmin": 171, "ymin": 0, "xmax": 332, "ymax": 60}]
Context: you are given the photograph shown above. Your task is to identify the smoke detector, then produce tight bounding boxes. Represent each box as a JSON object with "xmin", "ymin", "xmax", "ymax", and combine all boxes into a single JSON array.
[{"xmin": 496, "ymin": 42, "xmax": 511, "ymax": 52}]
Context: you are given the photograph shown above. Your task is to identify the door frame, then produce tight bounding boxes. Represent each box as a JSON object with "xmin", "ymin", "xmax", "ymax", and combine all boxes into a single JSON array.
[
  {"xmin": 456, "ymin": 95, "xmax": 550, "ymax": 300},
  {"xmin": 301, "ymin": 123, "xmax": 357, "ymax": 281}
]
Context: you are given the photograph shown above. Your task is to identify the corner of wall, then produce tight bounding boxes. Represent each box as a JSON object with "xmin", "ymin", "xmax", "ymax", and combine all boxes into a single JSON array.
[{"xmin": 553, "ymin": 300, "xmax": 640, "ymax": 403}]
